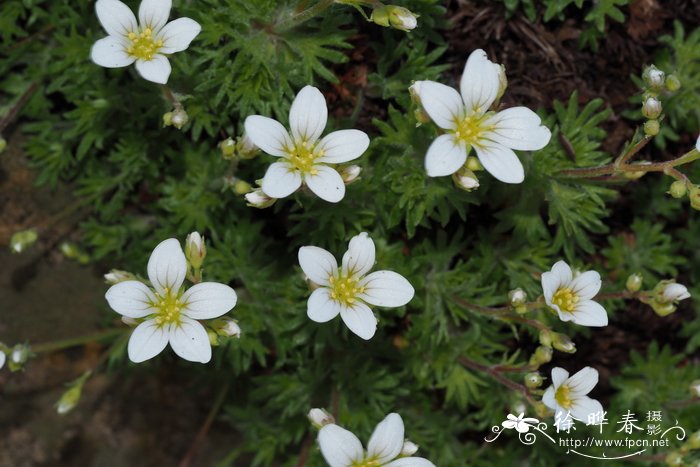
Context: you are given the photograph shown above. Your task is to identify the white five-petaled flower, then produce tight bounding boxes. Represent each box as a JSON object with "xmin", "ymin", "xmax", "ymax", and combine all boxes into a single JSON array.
[
  {"xmin": 542, "ymin": 260, "xmax": 608, "ymax": 327},
  {"xmin": 105, "ymin": 238, "xmax": 237, "ymax": 363},
  {"xmin": 318, "ymin": 413, "xmax": 435, "ymax": 467},
  {"xmin": 244, "ymin": 86, "xmax": 370, "ymax": 203},
  {"xmin": 91, "ymin": 0, "xmax": 201, "ymax": 84},
  {"xmin": 298, "ymin": 233, "xmax": 414, "ymax": 340},
  {"xmin": 501, "ymin": 413, "xmax": 539, "ymax": 433},
  {"xmin": 542, "ymin": 367, "xmax": 603, "ymax": 422},
  {"xmin": 413, "ymin": 49, "xmax": 551, "ymax": 183}
]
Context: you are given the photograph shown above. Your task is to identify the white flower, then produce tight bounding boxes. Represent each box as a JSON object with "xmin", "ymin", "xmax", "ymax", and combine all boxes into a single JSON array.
[
  {"xmin": 298, "ymin": 233, "xmax": 414, "ymax": 340},
  {"xmin": 542, "ymin": 367, "xmax": 603, "ymax": 421},
  {"xmin": 0, "ymin": 351, "xmax": 5, "ymax": 370},
  {"xmin": 413, "ymin": 49, "xmax": 551, "ymax": 183},
  {"xmin": 318, "ymin": 413, "xmax": 435, "ymax": 467},
  {"xmin": 244, "ymin": 86, "xmax": 370, "ymax": 203},
  {"xmin": 541, "ymin": 260, "xmax": 608, "ymax": 327},
  {"xmin": 501, "ymin": 413, "xmax": 539, "ymax": 433},
  {"xmin": 105, "ymin": 238, "xmax": 237, "ymax": 363},
  {"xmin": 90, "ymin": 0, "xmax": 201, "ymax": 84},
  {"xmin": 662, "ymin": 283, "xmax": 691, "ymax": 302}
]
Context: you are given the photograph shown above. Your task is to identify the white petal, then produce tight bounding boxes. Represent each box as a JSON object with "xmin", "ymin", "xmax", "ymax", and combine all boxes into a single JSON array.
[
  {"xmin": 134, "ymin": 55, "xmax": 171, "ymax": 84},
  {"xmin": 298, "ymin": 246, "xmax": 338, "ymax": 286},
  {"xmin": 138, "ymin": 0, "xmax": 171, "ymax": 32},
  {"xmin": 571, "ymin": 300, "xmax": 608, "ymax": 327},
  {"xmin": 261, "ymin": 162, "xmax": 302, "ymax": 198},
  {"xmin": 304, "ymin": 165, "xmax": 345, "ymax": 203},
  {"xmin": 416, "ymin": 80, "xmax": 463, "ymax": 130},
  {"xmin": 95, "ymin": 0, "xmax": 137, "ymax": 37},
  {"xmin": 424, "ymin": 134, "xmax": 467, "ymax": 177},
  {"xmin": 180, "ymin": 282, "xmax": 237, "ymax": 319},
  {"xmin": 0, "ymin": 352, "xmax": 5, "ymax": 370},
  {"xmin": 367, "ymin": 413, "xmax": 405, "ymax": 463},
  {"xmin": 570, "ymin": 270, "xmax": 601, "ymax": 300},
  {"xmin": 318, "ymin": 424, "xmax": 364, "ymax": 467},
  {"xmin": 547, "ymin": 260, "xmax": 573, "ymax": 295},
  {"xmin": 90, "ymin": 36, "xmax": 135, "ymax": 68},
  {"xmin": 158, "ymin": 18, "xmax": 201, "ymax": 54},
  {"xmin": 460, "ymin": 49, "xmax": 500, "ymax": 114},
  {"xmin": 147, "ymin": 238, "xmax": 187, "ymax": 296},
  {"xmin": 566, "ymin": 366, "xmax": 599, "ymax": 396},
  {"xmin": 105, "ymin": 280, "xmax": 156, "ymax": 318},
  {"xmin": 340, "ymin": 302, "xmax": 377, "ymax": 340},
  {"xmin": 128, "ymin": 319, "xmax": 169, "ymax": 363},
  {"xmin": 473, "ymin": 141, "xmax": 524, "ymax": 184},
  {"xmin": 316, "ymin": 130, "xmax": 370, "ymax": 164},
  {"xmin": 307, "ymin": 288, "xmax": 342, "ymax": 322},
  {"xmin": 481, "ymin": 107, "xmax": 551, "ymax": 150},
  {"xmin": 341, "ymin": 232, "xmax": 375, "ymax": 278},
  {"xmin": 244, "ymin": 116, "xmax": 293, "ymax": 157},
  {"xmin": 551, "ymin": 367, "xmax": 570, "ymax": 388},
  {"xmin": 541, "ymin": 386, "xmax": 556, "ymax": 410},
  {"xmin": 289, "ymin": 85, "xmax": 328, "ymax": 143},
  {"xmin": 385, "ymin": 458, "xmax": 436, "ymax": 467},
  {"xmin": 569, "ymin": 396, "xmax": 604, "ymax": 422},
  {"xmin": 696, "ymin": 134, "xmax": 700, "ymax": 151},
  {"xmin": 169, "ymin": 317, "xmax": 212, "ymax": 363},
  {"xmin": 359, "ymin": 271, "xmax": 414, "ymax": 307},
  {"xmin": 540, "ymin": 271, "xmax": 558, "ymax": 303}
]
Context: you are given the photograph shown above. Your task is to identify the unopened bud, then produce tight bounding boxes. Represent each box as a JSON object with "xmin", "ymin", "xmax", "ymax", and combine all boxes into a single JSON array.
[
  {"xmin": 661, "ymin": 282, "xmax": 690, "ymax": 302},
  {"xmin": 237, "ymin": 133, "xmax": 258, "ymax": 159},
  {"xmin": 551, "ymin": 333, "xmax": 576, "ymax": 353},
  {"xmin": 466, "ymin": 156, "xmax": 483, "ymax": 172},
  {"xmin": 687, "ymin": 430, "xmax": 700, "ymax": 449},
  {"xmin": 689, "ymin": 185, "xmax": 700, "ymax": 210},
  {"xmin": 0, "ymin": 351, "xmax": 5, "ymax": 370},
  {"xmin": 171, "ymin": 109, "xmax": 188, "ymax": 129},
  {"xmin": 185, "ymin": 232, "xmax": 206, "ymax": 269},
  {"xmin": 308, "ymin": 408, "xmax": 335, "ymax": 428},
  {"xmin": 400, "ymin": 440, "xmax": 419, "ymax": 456},
  {"xmin": 642, "ymin": 97, "xmax": 662, "ymax": 119},
  {"xmin": 533, "ymin": 401, "xmax": 549, "ymax": 419},
  {"xmin": 529, "ymin": 345, "xmax": 552, "ymax": 367},
  {"xmin": 652, "ymin": 302, "xmax": 676, "ymax": 317},
  {"xmin": 91, "ymin": 98, "xmax": 109, "ymax": 109},
  {"xmin": 495, "ymin": 64, "xmax": 508, "ymax": 102},
  {"xmin": 539, "ymin": 330, "xmax": 552, "ymax": 347},
  {"xmin": 690, "ymin": 380, "xmax": 700, "ymax": 398},
  {"xmin": 60, "ymin": 242, "xmax": 81, "ymax": 259},
  {"xmin": 245, "ymin": 189, "xmax": 276, "ymax": 209},
  {"xmin": 208, "ymin": 329, "xmax": 219, "ymax": 346},
  {"xmin": 626, "ymin": 273, "xmax": 643, "ymax": 292},
  {"xmin": 643, "ymin": 119, "xmax": 660, "ymax": 136},
  {"xmin": 220, "ymin": 137, "xmax": 237, "ymax": 159},
  {"xmin": 508, "ymin": 288, "xmax": 527, "ymax": 306},
  {"xmin": 524, "ymin": 372, "xmax": 543, "ymax": 389},
  {"xmin": 216, "ymin": 318, "xmax": 241, "ymax": 338},
  {"xmin": 665, "ymin": 74, "xmax": 681, "ymax": 92},
  {"xmin": 56, "ymin": 371, "xmax": 90, "ymax": 415},
  {"xmin": 371, "ymin": 5, "xmax": 418, "ymax": 31},
  {"xmin": 643, "ymin": 65, "xmax": 665, "ymax": 90},
  {"xmin": 452, "ymin": 168, "xmax": 479, "ymax": 192},
  {"xmin": 105, "ymin": 269, "xmax": 136, "ymax": 284},
  {"xmin": 8, "ymin": 344, "xmax": 30, "ymax": 371},
  {"xmin": 340, "ymin": 165, "xmax": 361, "ymax": 184},
  {"xmin": 0, "ymin": 137, "xmax": 6, "ymax": 153},
  {"xmin": 668, "ymin": 181, "xmax": 687, "ymax": 199},
  {"xmin": 408, "ymin": 81, "xmax": 423, "ymax": 105},
  {"xmin": 233, "ymin": 180, "xmax": 253, "ymax": 195},
  {"xmin": 10, "ymin": 229, "xmax": 38, "ymax": 253}
]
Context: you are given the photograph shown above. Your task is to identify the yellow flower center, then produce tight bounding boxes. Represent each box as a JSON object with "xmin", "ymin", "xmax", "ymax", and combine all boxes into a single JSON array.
[
  {"xmin": 453, "ymin": 111, "xmax": 493, "ymax": 145},
  {"xmin": 552, "ymin": 287, "xmax": 579, "ymax": 313},
  {"xmin": 352, "ymin": 458, "xmax": 381, "ymax": 467},
  {"xmin": 287, "ymin": 140, "xmax": 324, "ymax": 175},
  {"xmin": 329, "ymin": 274, "xmax": 365, "ymax": 306},
  {"xmin": 152, "ymin": 287, "xmax": 184, "ymax": 326},
  {"xmin": 554, "ymin": 384, "xmax": 573, "ymax": 409},
  {"xmin": 126, "ymin": 28, "xmax": 164, "ymax": 61}
]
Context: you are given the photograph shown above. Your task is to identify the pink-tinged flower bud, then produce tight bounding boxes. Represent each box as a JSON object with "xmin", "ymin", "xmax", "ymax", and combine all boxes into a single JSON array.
[
  {"xmin": 340, "ymin": 165, "xmax": 361, "ymax": 184},
  {"xmin": 217, "ymin": 318, "xmax": 241, "ymax": 338},
  {"xmin": 662, "ymin": 283, "xmax": 690, "ymax": 302},
  {"xmin": 308, "ymin": 408, "xmax": 335, "ymax": 428},
  {"xmin": 185, "ymin": 232, "xmax": 206, "ymax": 269},
  {"xmin": 642, "ymin": 97, "xmax": 662, "ymax": 119},
  {"xmin": 245, "ymin": 189, "xmax": 276, "ymax": 209}
]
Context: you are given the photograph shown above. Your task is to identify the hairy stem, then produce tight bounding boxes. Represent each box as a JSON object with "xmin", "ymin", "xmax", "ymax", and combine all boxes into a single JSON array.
[{"xmin": 31, "ymin": 329, "xmax": 125, "ymax": 353}]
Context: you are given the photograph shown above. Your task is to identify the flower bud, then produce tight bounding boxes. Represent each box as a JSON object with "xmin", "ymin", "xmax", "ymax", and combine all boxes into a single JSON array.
[
  {"xmin": 185, "ymin": 232, "xmax": 206, "ymax": 270},
  {"xmin": 0, "ymin": 351, "xmax": 5, "ymax": 370},
  {"xmin": 668, "ymin": 181, "xmax": 687, "ymax": 199},
  {"xmin": 105, "ymin": 269, "xmax": 136, "ymax": 284},
  {"xmin": 216, "ymin": 317, "xmax": 241, "ymax": 338},
  {"xmin": 508, "ymin": 288, "xmax": 527, "ymax": 307},
  {"xmin": 643, "ymin": 65, "xmax": 665, "ymax": 90},
  {"xmin": 551, "ymin": 333, "xmax": 576, "ymax": 353},
  {"xmin": 652, "ymin": 301, "xmax": 676, "ymax": 317},
  {"xmin": 642, "ymin": 97, "xmax": 662, "ymax": 119},
  {"xmin": 91, "ymin": 98, "xmax": 109, "ymax": 109},
  {"xmin": 466, "ymin": 156, "xmax": 483, "ymax": 172},
  {"xmin": 340, "ymin": 165, "xmax": 361, "ymax": 185},
  {"xmin": 8, "ymin": 344, "xmax": 30, "ymax": 371},
  {"xmin": 625, "ymin": 273, "xmax": 643, "ymax": 292},
  {"xmin": 408, "ymin": 81, "xmax": 422, "ymax": 105},
  {"xmin": 308, "ymin": 408, "xmax": 335, "ymax": 428},
  {"xmin": 533, "ymin": 401, "xmax": 549, "ymax": 419},
  {"xmin": 233, "ymin": 180, "xmax": 252, "ymax": 195},
  {"xmin": 56, "ymin": 371, "xmax": 90, "ymax": 415},
  {"xmin": 687, "ymin": 430, "xmax": 700, "ymax": 449},
  {"xmin": 689, "ymin": 184, "xmax": 700, "ymax": 210},
  {"xmin": 529, "ymin": 345, "xmax": 552, "ymax": 367},
  {"xmin": 400, "ymin": 440, "xmax": 419, "ymax": 456},
  {"xmin": 495, "ymin": 64, "xmax": 508, "ymax": 102},
  {"xmin": 665, "ymin": 74, "xmax": 681, "ymax": 92},
  {"xmin": 208, "ymin": 329, "xmax": 219, "ymax": 346},
  {"xmin": 10, "ymin": 229, "xmax": 38, "ymax": 253},
  {"xmin": 452, "ymin": 168, "xmax": 479, "ymax": 192},
  {"xmin": 696, "ymin": 134, "xmax": 700, "ymax": 151},
  {"xmin": 0, "ymin": 137, "xmax": 6, "ymax": 153},
  {"xmin": 121, "ymin": 316, "xmax": 138, "ymax": 326},
  {"xmin": 524, "ymin": 372, "xmax": 543, "ymax": 389},
  {"xmin": 237, "ymin": 133, "xmax": 258, "ymax": 159},
  {"xmin": 244, "ymin": 189, "xmax": 276, "ymax": 209},
  {"xmin": 219, "ymin": 137, "xmax": 237, "ymax": 159},
  {"xmin": 643, "ymin": 119, "xmax": 660, "ymax": 136},
  {"xmin": 170, "ymin": 109, "xmax": 188, "ymax": 129},
  {"xmin": 538, "ymin": 330, "xmax": 552, "ymax": 347},
  {"xmin": 371, "ymin": 5, "xmax": 418, "ymax": 31},
  {"xmin": 662, "ymin": 283, "xmax": 690, "ymax": 302},
  {"xmin": 690, "ymin": 379, "xmax": 700, "ymax": 398}
]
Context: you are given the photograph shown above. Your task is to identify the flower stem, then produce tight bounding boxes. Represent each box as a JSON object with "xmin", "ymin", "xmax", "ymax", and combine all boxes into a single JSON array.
[
  {"xmin": 274, "ymin": 0, "xmax": 335, "ymax": 32},
  {"xmin": 458, "ymin": 356, "xmax": 537, "ymax": 406},
  {"xmin": 0, "ymin": 82, "xmax": 39, "ymax": 133},
  {"xmin": 31, "ymin": 329, "xmax": 125, "ymax": 354},
  {"xmin": 559, "ymin": 147, "xmax": 700, "ymax": 179}
]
